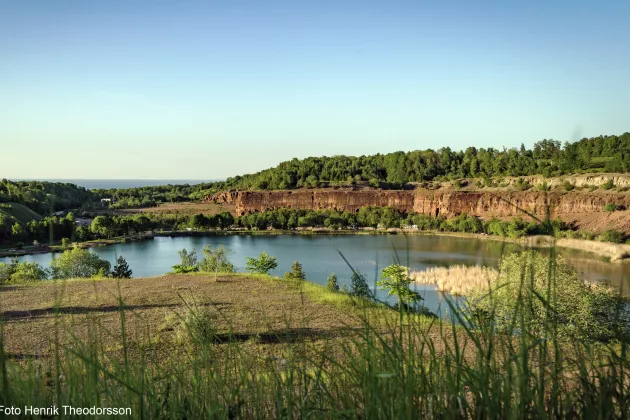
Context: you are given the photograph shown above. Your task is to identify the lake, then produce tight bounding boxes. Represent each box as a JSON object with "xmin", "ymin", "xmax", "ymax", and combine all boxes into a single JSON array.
[{"xmin": 4, "ymin": 234, "xmax": 629, "ymax": 315}]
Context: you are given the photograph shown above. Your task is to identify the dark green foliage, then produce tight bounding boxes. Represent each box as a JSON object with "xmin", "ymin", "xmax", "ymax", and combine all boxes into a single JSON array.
[
  {"xmin": 111, "ymin": 256, "xmax": 133, "ymax": 279},
  {"xmin": 245, "ymin": 252, "xmax": 278, "ymax": 274},
  {"xmin": 327, "ymin": 273, "xmax": 340, "ymax": 292},
  {"xmin": 219, "ymin": 133, "xmax": 630, "ymax": 190},
  {"xmin": 350, "ymin": 271, "xmax": 372, "ymax": 299},
  {"xmin": 602, "ymin": 180, "xmax": 615, "ymax": 190},
  {"xmin": 563, "ymin": 181, "xmax": 575, "ymax": 191},
  {"xmin": 284, "ymin": 260, "xmax": 306, "ymax": 281},
  {"xmin": 0, "ymin": 179, "xmax": 91, "ymax": 214},
  {"xmin": 604, "ymin": 203, "xmax": 621, "ymax": 212}
]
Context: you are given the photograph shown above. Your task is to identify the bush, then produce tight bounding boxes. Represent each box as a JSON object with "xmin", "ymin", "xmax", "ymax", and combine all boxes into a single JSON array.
[
  {"xmin": 350, "ymin": 271, "xmax": 372, "ymax": 299},
  {"xmin": 537, "ymin": 182, "xmax": 550, "ymax": 192},
  {"xmin": 111, "ymin": 256, "xmax": 133, "ymax": 279},
  {"xmin": 467, "ymin": 251, "xmax": 630, "ymax": 341},
  {"xmin": 50, "ymin": 247, "xmax": 111, "ymax": 279},
  {"xmin": 597, "ymin": 229, "xmax": 624, "ymax": 244},
  {"xmin": 563, "ymin": 181, "xmax": 575, "ymax": 191},
  {"xmin": 327, "ymin": 273, "xmax": 340, "ymax": 292},
  {"xmin": 378, "ymin": 264, "xmax": 421, "ymax": 306},
  {"xmin": 198, "ymin": 245, "xmax": 235, "ymax": 273},
  {"xmin": 603, "ymin": 203, "xmax": 621, "ymax": 212},
  {"xmin": 0, "ymin": 258, "xmax": 48, "ymax": 284},
  {"xmin": 245, "ymin": 252, "xmax": 278, "ymax": 274},
  {"xmin": 284, "ymin": 260, "xmax": 306, "ymax": 281},
  {"xmin": 167, "ymin": 300, "xmax": 218, "ymax": 345},
  {"xmin": 172, "ymin": 248, "xmax": 199, "ymax": 273},
  {"xmin": 514, "ymin": 178, "xmax": 531, "ymax": 191},
  {"xmin": 601, "ymin": 180, "xmax": 615, "ymax": 190}
]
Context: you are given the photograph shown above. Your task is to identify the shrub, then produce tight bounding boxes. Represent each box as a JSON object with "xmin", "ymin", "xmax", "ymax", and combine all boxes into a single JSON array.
[
  {"xmin": 61, "ymin": 237, "xmax": 71, "ymax": 249},
  {"xmin": 514, "ymin": 178, "xmax": 531, "ymax": 191},
  {"xmin": 467, "ymin": 251, "xmax": 630, "ymax": 341},
  {"xmin": 588, "ymin": 185, "xmax": 597, "ymax": 192},
  {"xmin": 440, "ymin": 214, "xmax": 484, "ymax": 234},
  {"xmin": 563, "ymin": 181, "xmax": 575, "ymax": 191},
  {"xmin": 111, "ymin": 256, "xmax": 133, "ymax": 279},
  {"xmin": 482, "ymin": 175, "xmax": 495, "ymax": 188},
  {"xmin": 597, "ymin": 229, "xmax": 624, "ymax": 244},
  {"xmin": 198, "ymin": 245, "xmax": 235, "ymax": 273},
  {"xmin": 378, "ymin": 264, "xmax": 422, "ymax": 306},
  {"xmin": 284, "ymin": 260, "xmax": 306, "ymax": 281},
  {"xmin": 172, "ymin": 248, "xmax": 199, "ymax": 273},
  {"xmin": 245, "ymin": 252, "xmax": 278, "ymax": 274},
  {"xmin": 537, "ymin": 182, "xmax": 550, "ymax": 192},
  {"xmin": 601, "ymin": 180, "xmax": 615, "ymax": 190},
  {"xmin": 50, "ymin": 247, "xmax": 111, "ymax": 279},
  {"xmin": 603, "ymin": 203, "xmax": 621, "ymax": 212},
  {"xmin": 0, "ymin": 258, "xmax": 48, "ymax": 284},
  {"xmin": 350, "ymin": 271, "xmax": 372, "ymax": 299},
  {"xmin": 167, "ymin": 300, "xmax": 218, "ymax": 345},
  {"xmin": 327, "ymin": 273, "xmax": 340, "ymax": 292}
]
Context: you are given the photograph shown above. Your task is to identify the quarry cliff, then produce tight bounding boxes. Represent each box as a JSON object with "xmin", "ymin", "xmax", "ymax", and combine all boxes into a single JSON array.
[{"xmin": 208, "ymin": 188, "xmax": 630, "ymax": 233}]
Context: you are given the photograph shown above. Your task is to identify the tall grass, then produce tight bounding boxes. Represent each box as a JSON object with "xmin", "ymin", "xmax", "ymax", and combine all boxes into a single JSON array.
[
  {"xmin": 1, "ymin": 266, "xmax": 629, "ymax": 418},
  {"xmin": 410, "ymin": 265, "xmax": 499, "ymax": 295}
]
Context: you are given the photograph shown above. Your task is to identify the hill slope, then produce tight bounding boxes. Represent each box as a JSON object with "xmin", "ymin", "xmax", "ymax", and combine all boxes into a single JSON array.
[{"xmin": 0, "ymin": 202, "xmax": 43, "ymax": 223}]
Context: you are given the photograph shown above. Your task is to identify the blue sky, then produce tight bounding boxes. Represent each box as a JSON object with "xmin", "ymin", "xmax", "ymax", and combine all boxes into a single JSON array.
[{"xmin": 2, "ymin": 0, "xmax": 629, "ymax": 180}]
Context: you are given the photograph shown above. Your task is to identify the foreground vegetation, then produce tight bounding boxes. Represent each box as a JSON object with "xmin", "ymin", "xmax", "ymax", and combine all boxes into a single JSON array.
[{"xmin": 1, "ymin": 248, "xmax": 629, "ymax": 417}]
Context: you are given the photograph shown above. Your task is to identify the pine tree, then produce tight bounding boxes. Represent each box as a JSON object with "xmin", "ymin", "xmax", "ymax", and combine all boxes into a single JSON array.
[
  {"xmin": 327, "ymin": 273, "xmax": 339, "ymax": 292},
  {"xmin": 112, "ymin": 256, "xmax": 133, "ymax": 279},
  {"xmin": 284, "ymin": 260, "xmax": 306, "ymax": 281},
  {"xmin": 351, "ymin": 271, "xmax": 372, "ymax": 299}
]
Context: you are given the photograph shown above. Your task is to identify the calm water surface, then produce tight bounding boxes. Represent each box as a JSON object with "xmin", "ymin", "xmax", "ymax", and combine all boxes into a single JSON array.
[{"xmin": 4, "ymin": 235, "xmax": 629, "ymax": 315}]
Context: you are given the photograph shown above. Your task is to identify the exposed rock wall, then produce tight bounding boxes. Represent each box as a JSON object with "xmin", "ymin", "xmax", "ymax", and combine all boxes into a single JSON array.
[{"xmin": 209, "ymin": 189, "xmax": 630, "ymax": 220}]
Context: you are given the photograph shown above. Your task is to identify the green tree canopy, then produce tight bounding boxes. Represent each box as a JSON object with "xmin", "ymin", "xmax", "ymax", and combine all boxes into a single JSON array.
[{"xmin": 50, "ymin": 247, "xmax": 111, "ymax": 279}]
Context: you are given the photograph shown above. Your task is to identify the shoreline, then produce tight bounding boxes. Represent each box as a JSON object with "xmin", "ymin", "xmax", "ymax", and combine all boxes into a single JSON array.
[{"xmin": 2, "ymin": 228, "xmax": 629, "ymax": 263}]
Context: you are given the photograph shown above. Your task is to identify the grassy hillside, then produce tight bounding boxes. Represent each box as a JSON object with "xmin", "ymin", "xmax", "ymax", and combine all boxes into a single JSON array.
[
  {"xmin": 1, "ymin": 272, "xmax": 628, "ymax": 417},
  {"xmin": 0, "ymin": 202, "xmax": 42, "ymax": 223}
]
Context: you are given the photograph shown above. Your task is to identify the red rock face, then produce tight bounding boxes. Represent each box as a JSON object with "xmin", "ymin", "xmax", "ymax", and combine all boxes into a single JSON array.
[{"xmin": 208, "ymin": 189, "xmax": 630, "ymax": 220}]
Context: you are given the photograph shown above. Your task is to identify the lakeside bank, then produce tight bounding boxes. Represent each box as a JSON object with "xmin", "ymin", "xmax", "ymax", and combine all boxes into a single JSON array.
[{"xmin": 2, "ymin": 227, "xmax": 630, "ymax": 263}]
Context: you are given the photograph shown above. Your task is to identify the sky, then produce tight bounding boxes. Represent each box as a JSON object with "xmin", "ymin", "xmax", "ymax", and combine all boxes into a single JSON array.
[{"xmin": 1, "ymin": 0, "xmax": 629, "ymax": 180}]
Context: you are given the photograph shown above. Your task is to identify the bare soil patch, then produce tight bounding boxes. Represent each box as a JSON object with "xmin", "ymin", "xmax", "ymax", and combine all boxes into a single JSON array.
[{"xmin": 0, "ymin": 275, "xmax": 361, "ymax": 362}]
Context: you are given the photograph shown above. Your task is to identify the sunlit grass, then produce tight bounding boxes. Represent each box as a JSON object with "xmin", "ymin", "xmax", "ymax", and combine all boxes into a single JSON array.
[
  {"xmin": 1, "ymin": 264, "xmax": 629, "ymax": 418},
  {"xmin": 410, "ymin": 265, "xmax": 498, "ymax": 295}
]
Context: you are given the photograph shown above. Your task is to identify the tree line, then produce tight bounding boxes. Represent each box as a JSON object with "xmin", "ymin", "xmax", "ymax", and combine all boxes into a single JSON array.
[{"xmin": 222, "ymin": 133, "xmax": 630, "ymax": 190}]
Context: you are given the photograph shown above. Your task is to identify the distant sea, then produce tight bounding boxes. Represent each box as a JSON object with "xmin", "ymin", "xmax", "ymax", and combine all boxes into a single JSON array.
[{"xmin": 14, "ymin": 179, "xmax": 221, "ymax": 190}]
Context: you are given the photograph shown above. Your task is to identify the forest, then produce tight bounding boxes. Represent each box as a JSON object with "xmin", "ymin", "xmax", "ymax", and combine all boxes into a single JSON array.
[{"xmin": 221, "ymin": 133, "xmax": 630, "ymax": 190}]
